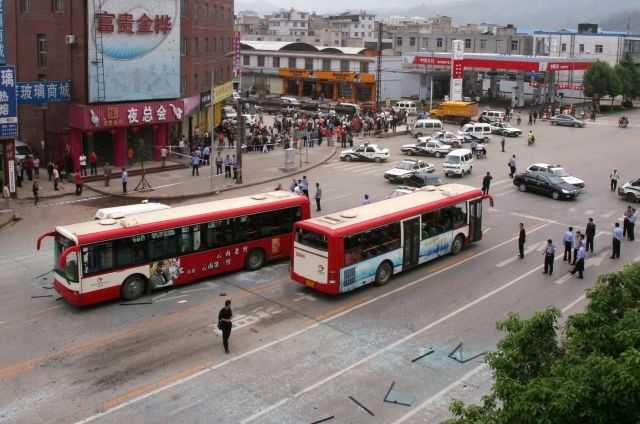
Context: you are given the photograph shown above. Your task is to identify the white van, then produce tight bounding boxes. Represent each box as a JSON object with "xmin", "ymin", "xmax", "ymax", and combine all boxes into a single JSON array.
[
  {"xmin": 94, "ymin": 201, "xmax": 171, "ymax": 220},
  {"xmin": 393, "ymin": 100, "xmax": 418, "ymax": 115},
  {"xmin": 443, "ymin": 148, "xmax": 475, "ymax": 177},
  {"xmin": 457, "ymin": 123, "xmax": 492, "ymax": 141},
  {"xmin": 478, "ymin": 110, "xmax": 505, "ymax": 123},
  {"xmin": 15, "ymin": 141, "xmax": 34, "ymax": 160},
  {"xmin": 410, "ymin": 119, "xmax": 443, "ymax": 137}
]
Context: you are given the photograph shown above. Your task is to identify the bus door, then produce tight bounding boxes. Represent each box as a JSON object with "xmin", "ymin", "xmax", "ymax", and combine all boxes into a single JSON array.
[
  {"xmin": 402, "ymin": 218, "xmax": 421, "ymax": 270},
  {"xmin": 468, "ymin": 199, "xmax": 482, "ymax": 242}
]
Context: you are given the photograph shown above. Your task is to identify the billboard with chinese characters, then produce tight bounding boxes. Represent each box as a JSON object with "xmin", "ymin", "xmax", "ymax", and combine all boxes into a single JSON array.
[
  {"xmin": 68, "ymin": 100, "xmax": 184, "ymax": 130},
  {"xmin": 0, "ymin": 66, "xmax": 18, "ymax": 138},
  {"xmin": 17, "ymin": 81, "xmax": 71, "ymax": 104},
  {"xmin": 87, "ymin": 0, "xmax": 180, "ymax": 103}
]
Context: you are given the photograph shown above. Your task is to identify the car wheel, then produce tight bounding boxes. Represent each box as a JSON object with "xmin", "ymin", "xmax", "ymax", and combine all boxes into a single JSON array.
[
  {"xmin": 573, "ymin": 123, "xmax": 579, "ymax": 128},
  {"xmin": 468, "ymin": 166, "xmax": 472, "ymax": 175},
  {"xmin": 435, "ymin": 152, "xmax": 441, "ymax": 158},
  {"xmin": 626, "ymin": 192, "xmax": 637, "ymax": 203},
  {"xmin": 121, "ymin": 275, "xmax": 146, "ymax": 301},
  {"xmin": 451, "ymin": 235, "xmax": 464, "ymax": 255},
  {"xmin": 416, "ymin": 132, "xmax": 422, "ymax": 138},
  {"xmin": 374, "ymin": 157, "xmax": 382, "ymax": 163},
  {"xmin": 519, "ymin": 183, "xmax": 527, "ymax": 192},
  {"xmin": 374, "ymin": 262, "xmax": 393, "ymax": 286},
  {"xmin": 245, "ymin": 248, "xmax": 266, "ymax": 271},
  {"xmin": 407, "ymin": 150, "xmax": 413, "ymax": 156},
  {"xmin": 551, "ymin": 121, "xmax": 557, "ymax": 126},
  {"xmin": 345, "ymin": 155, "xmax": 352, "ymax": 162},
  {"xmin": 552, "ymin": 191, "xmax": 560, "ymax": 200},
  {"xmin": 483, "ymin": 137, "xmax": 488, "ymax": 142}
]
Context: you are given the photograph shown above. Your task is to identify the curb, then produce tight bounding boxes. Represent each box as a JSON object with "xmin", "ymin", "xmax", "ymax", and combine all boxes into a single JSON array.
[
  {"xmin": 0, "ymin": 212, "xmax": 20, "ymax": 230},
  {"xmin": 84, "ymin": 146, "xmax": 340, "ymax": 201}
]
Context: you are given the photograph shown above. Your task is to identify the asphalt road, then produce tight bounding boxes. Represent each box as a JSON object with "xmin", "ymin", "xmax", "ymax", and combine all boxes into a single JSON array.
[{"xmin": 1, "ymin": 111, "xmax": 639, "ymax": 424}]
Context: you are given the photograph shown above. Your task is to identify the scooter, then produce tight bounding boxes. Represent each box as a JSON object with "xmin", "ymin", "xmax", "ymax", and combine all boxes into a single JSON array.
[
  {"xmin": 474, "ymin": 143, "xmax": 487, "ymax": 159},
  {"xmin": 619, "ymin": 117, "xmax": 629, "ymax": 128},
  {"xmin": 527, "ymin": 136, "xmax": 536, "ymax": 147}
]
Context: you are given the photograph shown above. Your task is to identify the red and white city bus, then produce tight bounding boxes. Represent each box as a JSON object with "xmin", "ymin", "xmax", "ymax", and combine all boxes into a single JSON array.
[
  {"xmin": 291, "ymin": 184, "xmax": 490, "ymax": 294},
  {"xmin": 37, "ymin": 191, "xmax": 310, "ymax": 307}
]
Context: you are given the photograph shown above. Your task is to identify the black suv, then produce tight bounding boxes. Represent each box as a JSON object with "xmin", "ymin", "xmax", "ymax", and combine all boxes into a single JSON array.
[{"xmin": 513, "ymin": 171, "xmax": 580, "ymax": 200}]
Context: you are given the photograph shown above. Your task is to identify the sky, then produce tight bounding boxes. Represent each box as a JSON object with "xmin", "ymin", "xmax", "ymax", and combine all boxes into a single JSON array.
[{"xmin": 235, "ymin": 0, "xmax": 450, "ymax": 15}]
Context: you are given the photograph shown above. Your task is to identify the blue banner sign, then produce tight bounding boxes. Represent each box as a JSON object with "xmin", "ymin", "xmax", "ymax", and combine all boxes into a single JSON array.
[
  {"xmin": 17, "ymin": 80, "xmax": 72, "ymax": 104},
  {"xmin": 0, "ymin": 65, "xmax": 18, "ymax": 137}
]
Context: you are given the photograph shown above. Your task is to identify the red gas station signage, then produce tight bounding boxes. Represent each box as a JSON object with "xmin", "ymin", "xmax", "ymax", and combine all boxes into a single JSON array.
[{"xmin": 412, "ymin": 56, "xmax": 452, "ymax": 66}]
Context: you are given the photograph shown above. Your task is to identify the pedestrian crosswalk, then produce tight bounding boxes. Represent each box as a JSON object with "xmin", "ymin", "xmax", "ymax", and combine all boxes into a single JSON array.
[{"xmin": 322, "ymin": 160, "xmax": 392, "ymax": 176}]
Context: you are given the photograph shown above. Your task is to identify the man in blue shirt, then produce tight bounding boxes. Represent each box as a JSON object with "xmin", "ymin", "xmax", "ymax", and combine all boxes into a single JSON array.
[
  {"xmin": 191, "ymin": 154, "xmax": 200, "ymax": 176},
  {"xmin": 300, "ymin": 176, "xmax": 309, "ymax": 197},
  {"xmin": 628, "ymin": 208, "xmax": 636, "ymax": 241},
  {"xmin": 611, "ymin": 222, "xmax": 623, "ymax": 259},
  {"xmin": 563, "ymin": 227, "xmax": 574, "ymax": 262},
  {"xmin": 570, "ymin": 235, "xmax": 586, "ymax": 279},
  {"xmin": 542, "ymin": 239, "xmax": 556, "ymax": 275}
]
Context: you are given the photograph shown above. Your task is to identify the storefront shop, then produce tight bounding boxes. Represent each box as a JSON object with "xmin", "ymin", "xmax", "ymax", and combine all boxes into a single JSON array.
[
  {"xmin": 68, "ymin": 100, "xmax": 184, "ymax": 169},
  {"xmin": 278, "ymin": 69, "xmax": 376, "ymax": 103}
]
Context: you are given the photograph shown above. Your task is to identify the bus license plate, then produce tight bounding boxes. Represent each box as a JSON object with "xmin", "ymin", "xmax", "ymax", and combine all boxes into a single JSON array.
[{"xmin": 305, "ymin": 280, "xmax": 315, "ymax": 288}]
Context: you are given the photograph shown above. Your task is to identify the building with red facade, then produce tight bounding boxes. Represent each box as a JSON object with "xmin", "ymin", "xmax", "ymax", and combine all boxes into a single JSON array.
[{"xmin": 4, "ymin": 0, "xmax": 234, "ymax": 170}]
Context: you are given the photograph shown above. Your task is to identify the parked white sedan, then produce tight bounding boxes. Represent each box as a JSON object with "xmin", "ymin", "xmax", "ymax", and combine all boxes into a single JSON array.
[{"xmin": 340, "ymin": 143, "xmax": 390, "ymax": 162}]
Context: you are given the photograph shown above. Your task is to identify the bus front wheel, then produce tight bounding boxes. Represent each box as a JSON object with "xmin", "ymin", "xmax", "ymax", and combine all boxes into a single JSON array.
[
  {"xmin": 451, "ymin": 235, "xmax": 465, "ymax": 255},
  {"xmin": 245, "ymin": 248, "xmax": 266, "ymax": 271},
  {"xmin": 121, "ymin": 275, "xmax": 146, "ymax": 301},
  {"xmin": 374, "ymin": 262, "xmax": 393, "ymax": 286}
]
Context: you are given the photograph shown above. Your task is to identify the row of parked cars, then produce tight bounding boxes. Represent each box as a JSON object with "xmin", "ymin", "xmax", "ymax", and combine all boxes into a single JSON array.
[{"xmin": 410, "ymin": 119, "xmax": 522, "ymax": 139}]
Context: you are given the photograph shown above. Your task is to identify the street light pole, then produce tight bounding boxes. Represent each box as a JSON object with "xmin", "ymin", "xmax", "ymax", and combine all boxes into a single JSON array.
[
  {"xmin": 430, "ymin": 50, "xmax": 434, "ymax": 112},
  {"xmin": 210, "ymin": 67, "xmax": 215, "ymax": 190}
]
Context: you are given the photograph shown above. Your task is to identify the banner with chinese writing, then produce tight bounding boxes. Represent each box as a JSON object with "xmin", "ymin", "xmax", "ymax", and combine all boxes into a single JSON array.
[
  {"xmin": 68, "ymin": 100, "xmax": 184, "ymax": 130},
  {"xmin": 0, "ymin": 66, "xmax": 18, "ymax": 137},
  {"xmin": 17, "ymin": 81, "xmax": 71, "ymax": 104},
  {"xmin": 87, "ymin": 0, "xmax": 180, "ymax": 103},
  {"xmin": 0, "ymin": 0, "xmax": 6, "ymax": 65},
  {"xmin": 233, "ymin": 31, "xmax": 241, "ymax": 78}
]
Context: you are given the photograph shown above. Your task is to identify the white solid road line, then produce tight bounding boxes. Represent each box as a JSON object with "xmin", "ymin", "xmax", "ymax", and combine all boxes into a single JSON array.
[
  {"xmin": 242, "ymin": 263, "xmax": 551, "ymax": 423},
  {"xmin": 390, "ymin": 291, "xmax": 591, "ymax": 424},
  {"xmin": 496, "ymin": 241, "xmax": 546, "ymax": 268},
  {"xmin": 76, "ymin": 224, "xmax": 550, "ymax": 424}
]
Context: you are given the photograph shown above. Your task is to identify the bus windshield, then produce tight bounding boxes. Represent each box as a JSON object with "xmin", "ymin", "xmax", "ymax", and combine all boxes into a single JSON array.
[
  {"xmin": 295, "ymin": 228, "xmax": 328, "ymax": 251},
  {"xmin": 54, "ymin": 235, "xmax": 78, "ymax": 283}
]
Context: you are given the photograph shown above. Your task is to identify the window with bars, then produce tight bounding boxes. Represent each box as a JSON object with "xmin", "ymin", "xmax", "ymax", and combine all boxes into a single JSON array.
[
  {"xmin": 52, "ymin": 0, "xmax": 64, "ymax": 12},
  {"xmin": 20, "ymin": 0, "xmax": 31, "ymax": 13},
  {"xmin": 181, "ymin": 0, "xmax": 187, "ymax": 17},
  {"xmin": 37, "ymin": 34, "xmax": 47, "ymax": 67},
  {"xmin": 181, "ymin": 37, "xmax": 187, "ymax": 56}
]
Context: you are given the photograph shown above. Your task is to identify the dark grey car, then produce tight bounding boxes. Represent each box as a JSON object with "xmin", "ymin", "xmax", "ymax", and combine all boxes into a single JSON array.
[{"xmin": 549, "ymin": 114, "xmax": 586, "ymax": 128}]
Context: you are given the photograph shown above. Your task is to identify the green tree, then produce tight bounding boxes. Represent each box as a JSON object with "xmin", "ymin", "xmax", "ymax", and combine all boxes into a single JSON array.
[
  {"xmin": 446, "ymin": 262, "xmax": 640, "ymax": 424},
  {"xmin": 614, "ymin": 53, "xmax": 640, "ymax": 103},
  {"xmin": 583, "ymin": 60, "xmax": 622, "ymax": 100}
]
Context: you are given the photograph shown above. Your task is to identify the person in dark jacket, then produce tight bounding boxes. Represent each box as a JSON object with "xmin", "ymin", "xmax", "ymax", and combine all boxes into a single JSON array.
[
  {"xmin": 518, "ymin": 223, "xmax": 526, "ymax": 258},
  {"xmin": 218, "ymin": 300, "xmax": 233, "ymax": 353},
  {"xmin": 585, "ymin": 218, "xmax": 596, "ymax": 253}
]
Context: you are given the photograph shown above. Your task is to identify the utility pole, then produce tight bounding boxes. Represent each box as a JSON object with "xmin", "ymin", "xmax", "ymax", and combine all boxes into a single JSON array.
[
  {"xmin": 209, "ymin": 68, "xmax": 215, "ymax": 190},
  {"xmin": 376, "ymin": 21, "xmax": 382, "ymax": 107},
  {"xmin": 236, "ymin": 102, "xmax": 244, "ymax": 184}
]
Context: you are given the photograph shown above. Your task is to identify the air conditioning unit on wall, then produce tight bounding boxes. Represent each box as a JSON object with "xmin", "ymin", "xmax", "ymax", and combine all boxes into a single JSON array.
[{"xmin": 65, "ymin": 35, "xmax": 77, "ymax": 45}]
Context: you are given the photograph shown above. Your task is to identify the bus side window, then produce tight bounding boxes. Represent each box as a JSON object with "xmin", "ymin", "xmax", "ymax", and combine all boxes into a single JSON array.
[
  {"xmin": 148, "ymin": 230, "xmax": 178, "ymax": 261},
  {"xmin": 82, "ymin": 242, "xmax": 114, "ymax": 275},
  {"xmin": 205, "ymin": 220, "xmax": 228, "ymax": 248},
  {"xmin": 114, "ymin": 235, "xmax": 147, "ymax": 267},
  {"xmin": 452, "ymin": 202, "xmax": 468, "ymax": 227},
  {"xmin": 180, "ymin": 225, "xmax": 202, "ymax": 254}
]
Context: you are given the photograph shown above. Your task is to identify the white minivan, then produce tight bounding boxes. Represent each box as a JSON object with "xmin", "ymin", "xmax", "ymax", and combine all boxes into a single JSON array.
[
  {"xmin": 457, "ymin": 123, "xmax": 492, "ymax": 141},
  {"xmin": 15, "ymin": 140, "xmax": 34, "ymax": 160},
  {"xmin": 94, "ymin": 201, "xmax": 171, "ymax": 220},
  {"xmin": 443, "ymin": 148, "xmax": 475, "ymax": 177},
  {"xmin": 410, "ymin": 119, "xmax": 443, "ymax": 137},
  {"xmin": 393, "ymin": 100, "xmax": 418, "ymax": 115}
]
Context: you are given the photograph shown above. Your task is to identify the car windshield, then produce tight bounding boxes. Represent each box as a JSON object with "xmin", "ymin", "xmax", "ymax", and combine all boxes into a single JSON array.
[
  {"xmin": 548, "ymin": 176, "xmax": 564, "ymax": 184},
  {"xmin": 553, "ymin": 168, "xmax": 570, "ymax": 177},
  {"xmin": 444, "ymin": 156, "xmax": 460, "ymax": 164},
  {"xmin": 16, "ymin": 146, "xmax": 31, "ymax": 155},
  {"xmin": 396, "ymin": 162, "xmax": 415, "ymax": 170}
]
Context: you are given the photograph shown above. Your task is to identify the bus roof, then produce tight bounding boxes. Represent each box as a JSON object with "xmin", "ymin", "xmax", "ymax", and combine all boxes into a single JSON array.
[
  {"xmin": 57, "ymin": 191, "xmax": 309, "ymax": 245},
  {"xmin": 299, "ymin": 184, "xmax": 482, "ymax": 236}
]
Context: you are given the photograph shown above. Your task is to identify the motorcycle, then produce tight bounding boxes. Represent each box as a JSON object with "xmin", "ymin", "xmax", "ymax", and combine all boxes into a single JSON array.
[
  {"xmin": 619, "ymin": 117, "xmax": 629, "ymax": 128},
  {"xmin": 474, "ymin": 143, "xmax": 487, "ymax": 159},
  {"xmin": 527, "ymin": 135, "xmax": 536, "ymax": 147}
]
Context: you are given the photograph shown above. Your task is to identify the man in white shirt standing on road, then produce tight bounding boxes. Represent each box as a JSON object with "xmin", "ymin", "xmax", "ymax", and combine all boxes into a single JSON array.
[{"xmin": 610, "ymin": 222, "xmax": 623, "ymax": 259}]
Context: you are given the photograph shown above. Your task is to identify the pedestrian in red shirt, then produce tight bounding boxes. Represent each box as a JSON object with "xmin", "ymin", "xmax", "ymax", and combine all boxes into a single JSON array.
[
  {"xmin": 74, "ymin": 170, "xmax": 83, "ymax": 196},
  {"xmin": 89, "ymin": 152, "xmax": 98, "ymax": 175}
]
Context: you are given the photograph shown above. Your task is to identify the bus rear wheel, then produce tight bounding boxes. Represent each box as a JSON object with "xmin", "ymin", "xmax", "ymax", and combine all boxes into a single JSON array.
[
  {"xmin": 121, "ymin": 275, "xmax": 145, "ymax": 301},
  {"xmin": 374, "ymin": 262, "xmax": 393, "ymax": 286},
  {"xmin": 245, "ymin": 248, "xmax": 266, "ymax": 271},
  {"xmin": 451, "ymin": 235, "xmax": 464, "ymax": 255}
]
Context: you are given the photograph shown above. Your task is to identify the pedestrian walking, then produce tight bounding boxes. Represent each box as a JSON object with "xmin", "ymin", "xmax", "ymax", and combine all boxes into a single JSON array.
[
  {"xmin": 611, "ymin": 222, "xmax": 622, "ymax": 259},
  {"xmin": 516, "ymin": 112, "xmax": 522, "ymax": 125},
  {"xmin": 232, "ymin": 155, "xmax": 238, "ymax": 179},
  {"xmin": 74, "ymin": 170, "xmax": 83, "ymax": 196},
  {"xmin": 585, "ymin": 218, "xmax": 596, "ymax": 253},
  {"xmin": 563, "ymin": 227, "xmax": 574, "ymax": 262},
  {"xmin": 571, "ymin": 231, "xmax": 582, "ymax": 265},
  {"xmin": 203, "ymin": 145, "xmax": 210, "ymax": 166},
  {"xmin": 314, "ymin": 183, "xmax": 322, "ymax": 211},
  {"xmin": 52, "ymin": 165, "xmax": 60, "ymax": 191},
  {"xmin": 528, "ymin": 113, "xmax": 533, "ymax": 125},
  {"xmin": 570, "ymin": 240, "xmax": 586, "ymax": 279},
  {"xmin": 25, "ymin": 156, "xmax": 34, "ymax": 181},
  {"xmin": 470, "ymin": 139, "xmax": 478, "ymax": 157},
  {"xmin": 623, "ymin": 206, "xmax": 632, "ymax": 237},
  {"xmin": 542, "ymin": 239, "xmax": 556, "ymax": 275},
  {"xmin": 500, "ymin": 136, "xmax": 505, "ymax": 152},
  {"xmin": 300, "ymin": 176, "xmax": 309, "ymax": 197},
  {"xmin": 47, "ymin": 161, "xmax": 54, "ymax": 181},
  {"xmin": 218, "ymin": 299, "xmax": 233, "ymax": 353},
  {"xmin": 293, "ymin": 181, "xmax": 303, "ymax": 195},
  {"xmin": 629, "ymin": 208, "xmax": 636, "ymax": 241},
  {"xmin": 161, "ymin": 146, "xmax": 168, "ymax": 168},
  {"xmin": 215, "ymin": 152, "xmax": 223, "ymax": 176},
  {"xmin": 610, "ymin": 169, "xmax": 620, "ymax": 192},
  {"xmin": 104, "ymin": 162, "xmax": 112, "ymax": 187},
  {"xmin": 2, "ymin": 184, "xmax": 10, "ymax": 210},
  {"xmin": 533, "ymin": 110, "xmax": 538, "ymax": 124},
  {"xmin": 518, "ymin": 223, "xmax": 526, "ymax": 258},
  {"xmin": 362, "ymin": 194, "xmax": 371, "ymax": 205},
  {"xmin": 191, "ymin": 154, "xmax": 200, "ymax": 176},
  {"xmin": 32, "ymin": 181, "xmax": 39, "ymax": 205},
  {"xmin": 482, "ymin": 172, "xmax": 493, "ymax": 195},
  {"xmin": 89, "ymin": 152, "xmax": 98, "ymax": 175},
  {"xmin": 33, "ymin": 156, "xmax": 40, "ymax": 179},
  {"xmin": 79, "ymin": 152, "xmax": 87, "ymax": 176},
  {"xmin": 127, "ymin": 146, "xmax": 134, "ymax": 167},
  {"xmin": 508, "ymin": 155, "xmax": 517, "ymax": 178},
  {"xmin": 289, "ymin": 177, "xmax": 297, "ymax": 192},
  {"xmin": 121, "ymin": 168, "xmax": 128, "ymax": 194}
]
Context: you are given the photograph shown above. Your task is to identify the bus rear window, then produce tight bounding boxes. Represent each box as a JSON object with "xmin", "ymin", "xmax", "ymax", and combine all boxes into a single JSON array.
[{"xmin": 295, "ymin": 228, "xmax": 328, "ymax": 251}]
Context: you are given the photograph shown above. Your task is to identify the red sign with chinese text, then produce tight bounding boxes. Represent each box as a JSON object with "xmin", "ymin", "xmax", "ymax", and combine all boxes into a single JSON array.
[
  {"xmin": 95, "ymin": 11, "xmax": 172, "ymax": 34},
  {"xmin": 68, "ymin": 100, "xmax": 185, "ymax": 130}
]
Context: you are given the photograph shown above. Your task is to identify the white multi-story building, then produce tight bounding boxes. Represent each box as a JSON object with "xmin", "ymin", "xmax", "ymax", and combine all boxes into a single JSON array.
[
  {"xmin": 328, "ymin": 10, "xmax": 377, "ymax": 43},
  {"xmin": 268, "ymin": 9, "xmax": 311, "ymax": 37}
]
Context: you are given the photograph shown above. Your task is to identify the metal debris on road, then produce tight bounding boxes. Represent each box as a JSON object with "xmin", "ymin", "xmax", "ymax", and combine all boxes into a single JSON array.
[
  {"xmin": 384, "ymin": 381, "xmax": 415, "ymax": 406},
  {"xmin": 119, "ymin": 301, "xmax": 153, "ymax": 306},
  {"xmin": 30, "ymin": 295, "xmax": 53, "ymax": 298},
  {"xmin": 309, "ymin": 416, "xmax": 334, "ymax": 424},
  {"xmin": 411, "ymin": 347, "xmax": 435, "ymax": 363},
  {"xmin": 448, "ymin": 342, "xmax": 486, "ymax": 363},
  {"xmin": 348, "ymin": 395, "xmax": 375, "ymax": 416}
]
